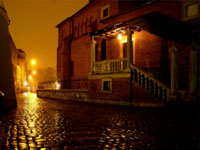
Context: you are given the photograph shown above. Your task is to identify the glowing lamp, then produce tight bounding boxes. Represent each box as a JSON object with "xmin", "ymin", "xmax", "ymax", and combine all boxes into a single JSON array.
[
  {"xmin": 24, "ymin": 81, "xmax": 28, "ymax": 86},
  {"xmin": 55, "ymin": 81, "xmax": 61, "ymax": 90},
  {"xmin": 32, "ymin": 70, "xmax": 37, "ymax": 75},
  {"xmin": 29, "ymin": 75, "xmax": 32, "ymax": 80},
  {"xmin": 31, "ymin": 59, "xmax": 36, "ymax": 66},
  {"xmin": 117, "ymin": 33, "xmax": 122, "ymax": 40}
]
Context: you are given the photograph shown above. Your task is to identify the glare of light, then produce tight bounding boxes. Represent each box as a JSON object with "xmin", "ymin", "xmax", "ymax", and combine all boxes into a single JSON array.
[
  {"xmin": 31, "ymin": 59, "xmax": 36, "ymax": 66},
  {"xmin": 24, "ymin": 81, "xmax": 28, "ymax": 86},
  {"xmin": 117, "ymin": 33, "xmax": 122, "ymax": 40},
  {"xmin": 24, "ymin": 92, "xmax": 28, "ymax": 96},
  {"xmin": 55, "ymin": 81, "xmax": 60, "ymax": 90},
  {"xmin": 0, "ymin": 91, "xmax": 4, "ymax": 97},
  {"xmin": 29, "ymin": 75, "xmax": 33, "ymax": 80},
  {"xmin": 32, "ymin": 70, "xmax": 37, "ymax": 75}
]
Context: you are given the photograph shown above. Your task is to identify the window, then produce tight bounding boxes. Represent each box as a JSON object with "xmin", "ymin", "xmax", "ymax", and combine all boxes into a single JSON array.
[
  {"xmin": 183, "ymin": 2, "xmax": 200, "ymax": 20},
  {"xmin": 102, "ymin": 78, "xmax": 112, "ymax": 93},
  {"xmin": 101, "ymin": 5, "xmax": 110, "ymax": 19}
]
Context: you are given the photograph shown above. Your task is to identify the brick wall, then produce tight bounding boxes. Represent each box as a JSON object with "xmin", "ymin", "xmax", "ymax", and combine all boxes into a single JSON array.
[
  {"xmin": 106, "ymin": 38, "xmax": 120, "ymax": 60},
  {"xmin": 57, "ymin": 0, "xmax": 195, "ymax": 92},
  {"xmin": 71, "ymin": 36, "xmax": 90, "ymax": 80},
  {"xmin": 57, "ymin": 20, "xmax": 72, "ymax": 89},
  {"xmin": 88, "ymin": 78, "xmax": 130, "ymax": 102},
  {"xmin": 135, "ymin": 30, "xmax": 162, "ymax": 69},
  {"xmin": 73, "ymin": 0, "xmax": 119, "ymax": 38},
  {"xmin": 100, "ymin": 0, "xmax": 182, "ymax": 29}
]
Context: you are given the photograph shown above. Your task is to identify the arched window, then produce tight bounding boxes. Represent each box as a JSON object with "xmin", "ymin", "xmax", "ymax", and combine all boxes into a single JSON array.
[
  {"xmin": 81, "ymin": 23, "xmax": 83, "ymax": 35},
  {"xmin": 85, "ymin": 18, "xmax": 88, "ymax": 33},
  {"xmin": 90, "ymin": 16, "xmax": 93, "ymax": 24},
  {"xmin": 82, "ymin": 21, "xmax": 85, "ymax": 34},
  {"xmin": 77, "ymin": 23, "xmax": 80, "ymax": 37},
  {"xmin": 89, "ymin": 16, "xmax": 93, "ymax": 32},
  {"xmin": 74, "ymin": 26, "xmax": 77, "ymax": 38}
]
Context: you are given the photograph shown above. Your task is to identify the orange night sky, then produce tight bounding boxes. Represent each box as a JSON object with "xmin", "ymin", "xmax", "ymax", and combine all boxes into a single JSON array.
[{"xmin": 4, "ymin": 0, "xmax": 88, "ymax": 69}]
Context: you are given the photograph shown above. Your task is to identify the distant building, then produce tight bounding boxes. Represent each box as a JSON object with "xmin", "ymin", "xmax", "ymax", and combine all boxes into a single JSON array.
[
  {"xmin": 10, "ymin": 36, "xmax": 27, "ymax": 93},
  {"xmin": 56, "ymin": 0, "xmax": 199, "ymax": 105},
  {"xmin": 16, "ymin": 49, "xmax": 27, "ymax": 93}
]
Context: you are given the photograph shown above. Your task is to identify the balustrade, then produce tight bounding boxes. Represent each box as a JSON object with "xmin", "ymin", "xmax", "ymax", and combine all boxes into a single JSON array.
[
  {"xmin": 93, "ymin": 58, "xmax": 127, "ymax": 74},
  {"xmin": 131, "ymin": 64, "xmax": 170, "ymax": 101}
]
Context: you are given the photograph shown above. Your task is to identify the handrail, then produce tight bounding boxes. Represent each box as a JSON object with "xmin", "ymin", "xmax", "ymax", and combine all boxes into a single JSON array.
[
  {"xmin": 93, "ymin": 58, "xmax": 128, "ymax": 73},
  {"xmin": 94, "ymin": 58, "xmax": 127, "ymax": 65},
  {"xmin": 38, "ymin": 81, "xmax": 60, "ymax": 90},
  {"xmin": 130, "ymin": 64, "xmax": 171, "ymax": 101},
  {"xmin": 131, "ymin": 64, "xmax": 170, "ymax": 90}
]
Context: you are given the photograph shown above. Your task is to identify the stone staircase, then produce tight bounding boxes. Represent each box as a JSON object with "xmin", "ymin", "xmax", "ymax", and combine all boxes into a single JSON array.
[{"xmin": 131, "ymin": 64, "xmax": 171, "ymax": 106}]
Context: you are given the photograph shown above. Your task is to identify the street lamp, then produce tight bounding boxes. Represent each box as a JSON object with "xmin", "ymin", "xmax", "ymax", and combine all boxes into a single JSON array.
[
  {"xmin": 30, "ymin": 59, "xmax": 36, "ymax": 66},
  {"xmin": 24, "ymin": 81, "xmax": 28, "ymax": 86},
  {"xmin": 29, "ymin": 75, "xmax": 33, "ymax": 80},
  {"xmin": 32, "ymin": 70, "xmax": 37, "ymax": 75}
]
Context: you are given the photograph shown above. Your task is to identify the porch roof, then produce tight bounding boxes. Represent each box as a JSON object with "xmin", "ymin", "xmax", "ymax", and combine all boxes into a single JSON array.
[{"xmin": 90, "ymin": 12, "xmax": 193, "ymax": 44}]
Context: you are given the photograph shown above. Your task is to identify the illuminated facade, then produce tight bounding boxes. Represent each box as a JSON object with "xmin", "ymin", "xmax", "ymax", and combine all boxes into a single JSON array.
[
  {"xmin": 10, "ymin": 37, "xmax": 27, "ymax": 93},
  {"xmin": 57, "ymin": 0, "xmax": 199, "ymax": 105}
]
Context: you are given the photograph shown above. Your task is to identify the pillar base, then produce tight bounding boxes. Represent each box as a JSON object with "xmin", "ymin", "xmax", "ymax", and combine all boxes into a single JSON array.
[
  {"xmin": 185, "ymin": 94, "xmax": 198, "ymax": 105},
  {"xmin": 168, "ymin": 94, "xmax": 178, "ymax": 102}
]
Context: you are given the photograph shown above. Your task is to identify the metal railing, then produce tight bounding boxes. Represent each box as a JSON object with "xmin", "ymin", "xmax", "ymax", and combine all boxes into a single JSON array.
[{"xmin": 93, "ymin": 58, "xmax": 128, "ymax": 74}]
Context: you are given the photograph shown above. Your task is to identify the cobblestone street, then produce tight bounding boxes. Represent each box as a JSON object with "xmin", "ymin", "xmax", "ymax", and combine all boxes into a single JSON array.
[{"xmin": 0, "ymin": 93, "xmax": 199, "ymax": 150}]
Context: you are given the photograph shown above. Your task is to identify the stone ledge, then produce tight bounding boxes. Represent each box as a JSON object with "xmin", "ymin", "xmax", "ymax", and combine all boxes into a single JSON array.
[
  {"xmin": 133, "ymin": 102, "xmax": 164, "ymax": 108},
  {"xmin": 37, "ymin": 90, "xmax": 165, "ymax": 107},
  {"xmin": 86, "ymin": 99, "xmax": 130, "ymax": 106},
  {"xmin": 37, "ymin": 89, "xmax": 88, "ymax": 101},
  {"xmin": 37, "ymin": 89, "xmax": 88, "ymax": 92}
]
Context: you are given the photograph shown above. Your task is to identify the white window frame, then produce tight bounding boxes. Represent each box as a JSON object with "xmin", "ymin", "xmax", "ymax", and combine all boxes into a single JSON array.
[
  {"xmin": 101, "ymin": 4, "xmax": 110, "ymax": 20},
  {"xmin": 182, "ymin": 2, "xmax": 200, "ymax": 21},
  {"xmin": 101, "ymin": 78, "xmax": 112, "ymax": 93}
]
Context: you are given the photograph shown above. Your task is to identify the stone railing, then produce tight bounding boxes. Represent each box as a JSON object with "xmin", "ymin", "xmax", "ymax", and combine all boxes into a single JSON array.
[
  {"xmin": 131, "ymin": 64, "xmax": 170, "ymax": 102},
  {"xmin": 38, "ymin": 81, "xmax": 61, "ymax": 90},
  {"xmin": 93, "ymin": 58, "xmax": 127, "ymax": 74},
  {"xmin": 37, "ymin": 89, "xmax": 88, "ymax": 101}
]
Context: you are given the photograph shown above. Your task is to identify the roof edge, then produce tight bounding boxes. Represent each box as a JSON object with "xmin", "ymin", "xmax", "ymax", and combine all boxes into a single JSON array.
[{"xmin": 56, "ymin": 0, "xmax": 94, "ymax": 28}]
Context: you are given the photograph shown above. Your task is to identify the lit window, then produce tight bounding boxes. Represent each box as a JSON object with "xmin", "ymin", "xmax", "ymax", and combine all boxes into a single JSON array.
[
  {"xmin": 102, "ymin": 78, "xmax": 112, "ymax": 93},
  {"xmin": 101, "ymin": 5, "xmax": 110, "ymax": 20},
  {"xmin": 183, "ymin": 2, "xmax": 200, "ymax": 20}
]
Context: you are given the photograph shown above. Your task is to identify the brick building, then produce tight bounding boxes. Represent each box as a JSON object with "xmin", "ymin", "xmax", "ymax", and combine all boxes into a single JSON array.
[
  {"xmin": 0, "ymin": 1, "xmax": 17, "ymax": 111},
  {"xmin": 10, "ymin": 36, "xmax": 27, "ymax": 93},
  {"xmin": 56, "ymin": 0, "xmax": 199, "ymax": 105}
]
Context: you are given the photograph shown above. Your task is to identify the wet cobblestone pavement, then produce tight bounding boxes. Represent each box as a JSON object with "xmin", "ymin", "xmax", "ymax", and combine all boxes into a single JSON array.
[{"xmin": 0, "ymin": 93, "xmax": 199, "ymax": 150}]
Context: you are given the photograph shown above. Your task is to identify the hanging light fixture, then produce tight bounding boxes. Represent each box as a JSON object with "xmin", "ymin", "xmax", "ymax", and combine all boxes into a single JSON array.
[{"xmin": 117, "ymin": 33, "xmax": 122, "ymax": 40}]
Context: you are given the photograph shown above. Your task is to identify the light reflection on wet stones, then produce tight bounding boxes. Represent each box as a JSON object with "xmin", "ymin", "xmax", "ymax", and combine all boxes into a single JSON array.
[{"xmin": 0, "ymin": 93, "xmax": 198, "ymax": 149}]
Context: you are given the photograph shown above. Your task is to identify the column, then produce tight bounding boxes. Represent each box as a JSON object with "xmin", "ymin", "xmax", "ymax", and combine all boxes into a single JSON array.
[
  {"xmin": 90, "ymin": 36, "xmax": 96, "ymax": 74},
  {"xmin": 126, "ymin": 29, "xmax": 134, "ymax": 106},
  {"xmin": 189, "ymin": 42, "xmax": 198, "ymax": 94},
  {"xmin": 169, "ymin": 45, "xmax": 178, "ymax": 95},
  {"xmin": 126, "ymin": 28, "xmax": 133, "ymax": 69}
]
